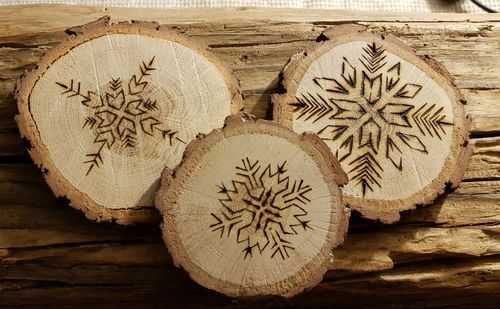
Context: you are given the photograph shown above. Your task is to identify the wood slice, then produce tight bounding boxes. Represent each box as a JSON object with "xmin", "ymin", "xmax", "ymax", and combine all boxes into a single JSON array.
[
  {"xmin": 15, "ymin": 17, "xmax": 243, "ymax": 224},
  {"xmin": 273, "ymin": 25, "xmax": 472, "ymax": 223},
  {"xmin": 155, "ymin": 115, "xmax": 350, "ymax": 298}
]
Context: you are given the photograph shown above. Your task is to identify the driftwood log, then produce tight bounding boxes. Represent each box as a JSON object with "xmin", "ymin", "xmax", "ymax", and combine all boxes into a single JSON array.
[{"xmin": 0, "ymin": 5, "xmax": 499, "ymax": 307}]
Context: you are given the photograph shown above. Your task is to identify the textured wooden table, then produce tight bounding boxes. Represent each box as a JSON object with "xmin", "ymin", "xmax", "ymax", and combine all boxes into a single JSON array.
[{"xmin": 0, "ymin": 5, "xmax": 499, "ymax": 308}]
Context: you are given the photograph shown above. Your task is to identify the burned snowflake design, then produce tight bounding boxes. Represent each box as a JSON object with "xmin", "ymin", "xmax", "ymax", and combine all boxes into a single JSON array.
[
  {"xmin": 56, "ymin": 57, "xmax": 184, "ymax": 175},
  {"xmin": 210, "ymin": 158, "xmax": 313, "ymax": 260},
  {"xmin": 291, "ymin": 42, "xmax": 453, "ymax": 196}
]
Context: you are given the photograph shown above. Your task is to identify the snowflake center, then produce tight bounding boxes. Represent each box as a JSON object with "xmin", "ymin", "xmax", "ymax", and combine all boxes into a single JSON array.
[
  {"xmin": 244, "ymin": 187, "xmax": 282, "ymax": 232},
  {"xmin": 92, "ymin": 80, "xmax": 151, "ymax": 146},
  {"xmin": 354, "ymin": 94, "xmax": 392, "ymax": 129}
]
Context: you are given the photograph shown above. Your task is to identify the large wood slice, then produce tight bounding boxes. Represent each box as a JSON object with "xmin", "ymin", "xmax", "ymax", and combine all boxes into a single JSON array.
[
  {"xmin": 273, "ymin": 25, "xmax": 472, "ymax": 223},
  {"xmin": 155, "ymin": 115, "xmax": 350, "ymax": 297},
  {"xmin": 15, "ymin": 17, "xmax": 243, "ymax": 224}
]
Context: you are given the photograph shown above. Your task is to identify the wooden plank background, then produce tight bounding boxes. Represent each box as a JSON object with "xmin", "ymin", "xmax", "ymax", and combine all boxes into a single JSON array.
[{"xmin": 0, "ymin": 5, "xmax": 499, "ymax": 308}]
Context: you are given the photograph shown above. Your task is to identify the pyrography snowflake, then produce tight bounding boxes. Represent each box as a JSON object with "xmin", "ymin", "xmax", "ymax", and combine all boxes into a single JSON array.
[
  {"xmin": 56, "ymin": 57, "xmax": 184, "ymax": 175},
  {"xmin": 210, "ymin": 157, "xmax": 313, "ymax": 260},
  {"xmin": 291, "ymin": 42, "xmax": 453, "ymax": 196}
]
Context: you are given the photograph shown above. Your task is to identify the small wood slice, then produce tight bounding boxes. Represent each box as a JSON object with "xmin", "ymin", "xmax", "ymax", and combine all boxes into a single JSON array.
[
  {"xmin": 273, "ymin": 25, "xmax": 472, "ymax": 223},
  {"xmin": 155, "ymin": 115, "xmax": 350, "ymax": 298},
  {"xmin": 15, "ymin": 17, "xmax": 243, "ymax": 224}
]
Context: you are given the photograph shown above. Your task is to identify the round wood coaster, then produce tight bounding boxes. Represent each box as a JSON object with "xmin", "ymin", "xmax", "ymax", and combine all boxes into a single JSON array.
[
  {"xmin": 15, "ymin": 17, "xmax": 243, "ymax": 224},
  {"xmin": 273, "ymin": 25, "xmax": 472, "ymax": 223},
  {"xmin": 155, "ymin": 115, "xmax": 350, "ymax": 297}
]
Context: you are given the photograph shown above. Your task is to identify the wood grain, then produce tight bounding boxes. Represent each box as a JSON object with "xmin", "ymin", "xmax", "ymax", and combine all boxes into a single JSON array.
[
  {"xmin": 155, "ymin": 116, "xmax": 349, "ymax": 297},
  {"xmin": 14, "ymin": 19, "xmax": 243, "ymax": 224},
  {"xmin": 273, "ymin": 24, "xmax": 472, "ymax": 223},
  {"xmin": 0, "ymin": 5, "xmax": 499, "ymax": 307}
]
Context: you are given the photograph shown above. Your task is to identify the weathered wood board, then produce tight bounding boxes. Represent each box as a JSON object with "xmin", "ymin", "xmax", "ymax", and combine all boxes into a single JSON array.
[{"xmin": 0, "ymin": 5, "xmax": 499, "ymax": 307}]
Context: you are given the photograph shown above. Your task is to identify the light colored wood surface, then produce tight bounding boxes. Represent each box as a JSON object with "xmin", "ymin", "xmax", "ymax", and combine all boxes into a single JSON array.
[
  {"xmin": 273, "ymin": 25, "xmax": 471, "ymax": 223},
  {"xmin": 0, "ymin": 5, "xmax": 499, "ymax": 307},
  {"xmin": 15, "ymin": 18, "xmax": 243, "ymax": 224},
  {"xmin": 156, "ymin": 115, "xmax": 349, "ymax": 297}
]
